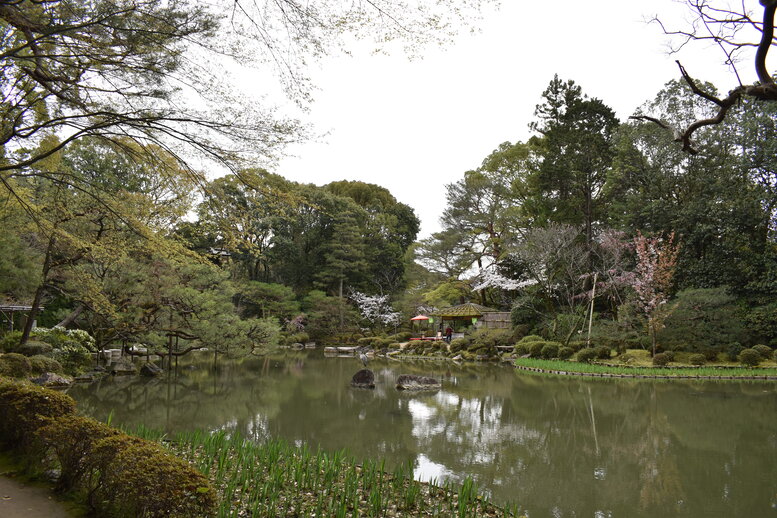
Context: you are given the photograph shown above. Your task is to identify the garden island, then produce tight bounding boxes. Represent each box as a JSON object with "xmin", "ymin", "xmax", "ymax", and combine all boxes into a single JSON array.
[{"xmin": 1, "ymin": 0, "xmax": 777, "ymax": 517}]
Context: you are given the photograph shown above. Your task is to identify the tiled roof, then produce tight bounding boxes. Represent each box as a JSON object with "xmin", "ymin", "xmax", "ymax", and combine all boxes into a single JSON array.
[{"xmin": 432, "ymin": 303, "xmax": 497, "ymax": 318}]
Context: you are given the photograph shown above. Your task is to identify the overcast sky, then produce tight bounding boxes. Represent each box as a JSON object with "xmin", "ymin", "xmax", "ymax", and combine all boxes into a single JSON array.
[{"xmin": 271, "ymin": 0, "xmax": 760, "ymax": 237}]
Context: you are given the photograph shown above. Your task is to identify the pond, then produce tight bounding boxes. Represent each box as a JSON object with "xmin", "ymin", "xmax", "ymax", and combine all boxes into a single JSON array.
[{"xmin": 67, "ymin": 352, "xmax": 777, "ymax": 517}]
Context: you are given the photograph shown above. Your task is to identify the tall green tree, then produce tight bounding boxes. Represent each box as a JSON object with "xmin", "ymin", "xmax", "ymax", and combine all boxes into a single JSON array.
[{"xmin": 526, "ymin": 75, "xmax": 619, "ymax": 248}]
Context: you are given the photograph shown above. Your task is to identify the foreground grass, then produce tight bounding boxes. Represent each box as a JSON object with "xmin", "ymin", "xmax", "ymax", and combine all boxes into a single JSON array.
[
  {"xmin": 514, "ymin": 357, "xmax": 777, "ymax": 378},
  {"xmin": 131, "ymin": 427, "xmax": 520, "ymax": 518}
]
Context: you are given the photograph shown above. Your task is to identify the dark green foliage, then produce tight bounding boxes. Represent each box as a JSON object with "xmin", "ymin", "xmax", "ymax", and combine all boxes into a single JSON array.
[
  {"xmin": 37, "ymin": 415, "xmax": 120, "ymax": 491},
  {"xmin": 752, "ymin": 344, "xmax": 772, "ymax": 359},
  {"xmin": 662, "ymin": 351, "xmax": 675, "ymax": 362},
  {"xmin": 0, "ymin": 381, "xmax": 216, "ymax": 516},
  {"xmin": 387, "ymin": 332, "xmax": 412, "ymax": 342},
  {"xmin": 540, "ymin": 343, "xmax": 559, "ymax": 359},
  {"xmin": 467, "ymin": 329, "xmax": 512, "ymax": 355},
  {"xmin": 774, "ymin": 350, "xmax": 777, "ymax": 362},
  {"xmin": 17, "ymin": 340, "xmax": 53, "ymax": 357},
  {"xmin": 28, "ymin": 355, "xmax": 63, "ymax": 375},
  {"xmin": 528, "ymin": 342, "xmax": 544, "ymax": 358},
  {"xmin": 518, "ymin": 335, "xmax": 544, "ymax": 344},
  {"xmin": 727, "ymin": 342, "xmax": 745, "ymax": 362},
  {"xmin": 657, "ymin": 287, "xmax": 746, "ymax": 353},
  {"xmin": 286, "ymin": 332, "xmax": 310, "ymax": 345},
  {"xmin": 88, "ymin": 435, "xmax": 217, "ymax": 517},
  {"xmin": 558, "ymin": 346, "xmax": 574, "ymax": 360},
  {"xmin": 652, "ymin": 353, "xmax": 671, "ymax": 366},
  {"xmin": 0, "ymin": 381, "xmax": 77, "ymax": 450},
  {"xmin": 702, "ymin": 348, "xmax": 720, "ymax": 361},
  {"xmin": 449, "ymin": 337, "xmax": 469, "ymax": 354},
  {"xmin": 514, "ymin": 343, "xmax": 529, "ymax": 356},
  {"xmin": 0, "ymin": 353, "xmax": 32, "ymax": 378},
  {"xmin": 0, "ymin": 331, "xmax": 23, "ymax": 352},
  {"xmin": 744, "ymin": 303, "xmax": 777, "ymax": 345},
  {"xmin": 594, "ymin": 346, "xmax": 612, "ymax": 360},
  {"xmin": 510, "ymin": 296, "xmax": 541, "ymax": 328},
  {"xmin": 52, "ymin": 345, "xmax": 92, "ymax": 375},
  {"xmin": 576, "ymin": 348, "xmax": 598, "ymax": 363},
  {"xmin": 738, "ymin": 348, "xmax": 762, "ymax": 367}
]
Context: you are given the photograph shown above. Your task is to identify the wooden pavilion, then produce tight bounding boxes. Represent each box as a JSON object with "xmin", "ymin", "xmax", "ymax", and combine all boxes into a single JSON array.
[{"xmin": 431, "ymin": 303, "xmax": 510, "ymax": 333}]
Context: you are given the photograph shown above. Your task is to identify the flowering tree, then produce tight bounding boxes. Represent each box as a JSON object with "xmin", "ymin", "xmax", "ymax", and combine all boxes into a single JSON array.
[
  {"xmin": 350, "ymin": 291, "xmax": 402, "ymax": 330},
  {"xmin": 631, "ymin": 232, "xmax": 680, "ymax": 356}
]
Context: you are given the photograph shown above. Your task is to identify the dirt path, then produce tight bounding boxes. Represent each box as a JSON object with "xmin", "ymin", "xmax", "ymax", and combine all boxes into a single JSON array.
[{"xmin": 0, "ymin": 474, "xmax": 78, "ymax": 518}]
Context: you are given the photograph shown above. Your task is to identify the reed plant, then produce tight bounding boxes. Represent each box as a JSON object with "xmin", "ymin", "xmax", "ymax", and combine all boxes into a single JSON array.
[{"xmin": 130, "ymin": 426, "xmax": 521, "ymax": 517}]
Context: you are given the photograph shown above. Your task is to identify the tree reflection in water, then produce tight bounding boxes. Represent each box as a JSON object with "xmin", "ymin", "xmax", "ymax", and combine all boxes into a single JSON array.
[{"xmin": 68, "ymin": 352, "xmax": 777, "ymax": 518}]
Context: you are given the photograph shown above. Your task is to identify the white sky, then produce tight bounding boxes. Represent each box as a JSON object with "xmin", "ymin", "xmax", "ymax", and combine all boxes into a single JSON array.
[{"xmin": 271, "ymin": 0, "xmax": 764, "ymax": 238}]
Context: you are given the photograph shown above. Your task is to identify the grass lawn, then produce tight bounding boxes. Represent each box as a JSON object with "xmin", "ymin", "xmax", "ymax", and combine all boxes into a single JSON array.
[{"xmin": 515, "ymin": 349, "xmax": 777, "ymax": 378}]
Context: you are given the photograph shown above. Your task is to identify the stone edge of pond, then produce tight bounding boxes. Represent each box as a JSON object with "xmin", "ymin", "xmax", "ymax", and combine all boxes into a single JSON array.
[{"xmin": 513, "ymin": 363, "xmax": 777, "ymax": 380}]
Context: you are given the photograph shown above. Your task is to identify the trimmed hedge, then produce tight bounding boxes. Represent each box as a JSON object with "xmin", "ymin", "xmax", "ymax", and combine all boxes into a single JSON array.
[
  {"xmin": 0, "ymin": 381, "xmax": 217, "ymax": 517},
  {"xmin": 739, "ymin": 348, "xmax": 762, "ymax": 367},
  {"xmin": 28, "ymin": 355, "xmax": 64, "ymax": 375},
  {"xmin": 576, "ymin": 348, "xmax": 598, "ymax": 363},
  {"xmin": 0, "ymin": 353, "xmax": 32, "ymax": 378},
  {"xmin": 752, "ymin": 344, "xmax": 772, "ymax": 359}
]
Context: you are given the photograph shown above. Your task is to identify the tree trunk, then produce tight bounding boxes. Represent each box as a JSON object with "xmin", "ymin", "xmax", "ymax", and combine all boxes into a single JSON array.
[
  {"xmin": 20, "ymin": 236, "xmax": 55, "ymax": 346},
  {"xmin": 56, "ymin": 304, "xmax": 84, "ymax": 328}
]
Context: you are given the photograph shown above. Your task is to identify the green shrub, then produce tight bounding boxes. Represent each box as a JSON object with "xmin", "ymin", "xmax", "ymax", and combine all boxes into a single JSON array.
[
  {"xmin": 88, "ymin": 435, "xmax": 217, "ymax": 517},
  {"xmin": 28, "ymin": 355, "xmax": 63, "ymax": 375},
  {"xmin": 567, "ymin": 340, "xmax": 587, "ymax": 352},
  {"xmin": 702, "ymin": 348, "xmax": 720, "ymax": 361},
  {"xmin": 558, "ymin": 346, "xmax": 574, "ymax": 360},
  {"xmin": 528, "ymin": 342, "xmax": 544, "ymax": 358},
  {"xmin": 518, "ymin": 335, "xmax": 544, "ymax": 344},
  {"xmin": 689, "ymin": 354, "xmax": 707, "ymax": 366},
  {"xmin": 37, "ymin": 415, "xmax": 120, "ymax": 491},
  {"xmin": 594, "ymin": 346, "xmax": 612, "ymax": 360},
  {"xmin": 52, "ymin": 342, "xmax": 92, "ymax": 375},
  {"xmin": 449, "ymin": 338, "xmax": 469, "ymax": 353},
  {"xmin": 17, "ymin": 341, "xmax": 53, "ymax": 357},
  {"xmin": 0, "ymin": 331, "xmax": 23, "ymax": 352},
  {"xmin": 738, "ymin": 348, "xmax": 762, "ymax": 367},
  {"xmin": 32, "ymin": 327, "xmax": 96, "ymax": 352},
  {"xmin": 0, "ymin": 353, "xmax": 32, "ymax": 378},
  {"xmin": 576, "ymin": 348, "xmax": 598, "ymax": 363},
  {"xmin": 752, "ymin": 344, "xmax": 772, "ymax": 359},
  {"xmin": 289, "ymin": 332, "xmax": 310, "ymax": 344},
  {"xmin": 726, "ymin": 342, "xmax": 744, "ymax": 362},
  {"xmin": 388, "ymin": 332, "xmax": 412, "ymax": 342},
  {"xmin": 540, "ymin": 343, "xmax": 560, "ymax": 359},
  {"xmin": 469, "ymin": 328, "xmax": 513, "ymax": 355},
  {"xmin": 774, "ymin": 349, "xmax": 777, "ymax": 362},
  {"xmin": 514, "ymin": 344, "xmax": 529, "ymax": 356},
  {"xmin": 652, "ymin": 353, "xmax": 671, "ymax": 366},
  {"xmin": 0, "ymin": 381, "xmax": 77, "ymax": 450},
  {"xmin": 663, "ymin": 351, "xmax": 675, "ymax": 362}
]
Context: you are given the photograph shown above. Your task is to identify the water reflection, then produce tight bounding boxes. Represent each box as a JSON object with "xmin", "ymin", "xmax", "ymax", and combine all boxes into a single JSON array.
[{"xmin": 67, "ymin": 352, "xmax": 777, "ymax": 518}]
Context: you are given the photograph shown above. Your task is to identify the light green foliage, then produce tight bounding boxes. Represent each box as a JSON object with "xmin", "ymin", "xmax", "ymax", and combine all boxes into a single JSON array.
[
  {"xmin": 689, "ymin": 354, "xmax": 707, "ymax": 366},
  {"xmin": 652, "ymin": 353, "xmax": 671, "ymax": 366},
  {"xmin": 33, "ymin": 326, "xmax": 96, "ymax": 352}
]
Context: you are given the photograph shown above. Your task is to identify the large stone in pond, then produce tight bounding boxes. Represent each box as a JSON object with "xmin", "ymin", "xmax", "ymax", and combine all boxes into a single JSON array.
[
  {"xmin": 140, "ymin": 362, "xmax": 163, "ymax": 377},
  {"xmin": 396, "ymin": 374, "xmax": 441, "ymax": 391},
  {"xmin": 111, "ymin": 359, "xmax": 137, "ymax": 376},
  {"xmin": 31, "ymin": 372, "xmax": 71, "ymax": 388},
  {"xmin": 351, "ymin": 369, "xmax": 375, "ymax": 389}
]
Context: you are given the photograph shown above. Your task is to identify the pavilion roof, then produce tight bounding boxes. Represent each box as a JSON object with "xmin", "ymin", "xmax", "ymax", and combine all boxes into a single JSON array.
[{"xmin": 432, "ymin": 303, "xmax": 497, "ymax": 318}]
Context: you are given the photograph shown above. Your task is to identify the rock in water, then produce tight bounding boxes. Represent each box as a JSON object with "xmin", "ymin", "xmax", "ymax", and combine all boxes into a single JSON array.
[
  {"xmin": 395, "ymin": 374, "xmax": 441, "ymax": 391},
  {"xmin": 140, "ymin": 362, "xmax": 163, "ymax": 377},
  {"xmin": 31, "ymin": 372, "xmax": 71, "ymax": 388},
  {"xmin": 111, "ymin": 359, "xmax": 137, "ymax": 376},
  {"xmin": 351, "ymin": 369, "xmax": 375, "ymax": 389}
]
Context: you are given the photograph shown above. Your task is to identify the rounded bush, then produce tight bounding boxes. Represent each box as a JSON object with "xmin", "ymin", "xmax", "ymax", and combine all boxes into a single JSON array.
[
  {"xmin": 449, "ymin": 338, "xmax": 469, "ymax": 353},
  {"xmin": 0, "ymin": 353, "xmax": 32, "ymax": 378},
  {"xmin": 652, "ymin": 353, "xmax": 671, "ymax": 366},
  {"xmin": 540, "ymin": 343, "xmax": 559, "ymax": 359},
  {"xmin": 663, "ymin": 351, "xmax": 675, "ymax": 362},
  {"xmin": 0, "ymin": 332, "xmax": 23, "ymax": 353},
  {"xmin": 558, "ymin": 346, "xmax": 574, "ymax": 360},
  {"xmin": 726, "ymin": 342, "xmax": 744, "ymax": 362},
  {"xmin": 738, "ymin": 348, "xmax": 762, "ymax": 367},
  {"xmin": 702, "ymin": 348, "xmax": 719, "ymax": 361},
  {"xmin": 594, "ymin": 345, "xmax": 612, "ymax": 360},
  {"xmin": 28, "ymin": 355, "xmax": 64, "ymax": 375},
  {"xmin": 774, "ymin": 349, "xmax": 777, "ymax": 362},
  {"xmin": 752, "ymin": 344, "xmax": 772, "ymax": 359},
  {"xmin": 17, "ymin": 341, "xmax": 53, "ymax": 357},
  {"xmin": 576, "ymin": 348, "xmax": 598, "ymax": 364},
  {"xmin": 528, "ymin": 342, "xmax": 544, "ymax": 358},
  {"xmin": 0, "ymin": 382, "xmax": 77, "ymax": 449},
  {"xmin": 514, "ymin": 344, "xmax": 529, "ymax": 356},
  {"xmin": 518, "ymin": 335, "xmax": 544, "ymax": 344},
  {"xmin": 689, "ymin": 354, "xmax": 706, "ymax": 366}
]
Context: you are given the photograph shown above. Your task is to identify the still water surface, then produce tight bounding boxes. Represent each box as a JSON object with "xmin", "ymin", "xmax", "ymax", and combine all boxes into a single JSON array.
[{"xmin": 67, "ymin": 352, "xmax": 777, "ymax": 517}]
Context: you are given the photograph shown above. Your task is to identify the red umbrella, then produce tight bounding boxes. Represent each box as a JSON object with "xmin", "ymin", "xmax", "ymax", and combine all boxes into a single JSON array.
[{"xmin": 410, "ymin": 315, "xmax": 429, "ymax": 321}]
